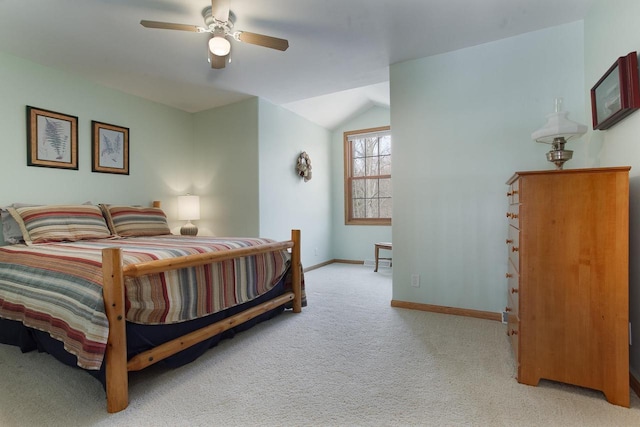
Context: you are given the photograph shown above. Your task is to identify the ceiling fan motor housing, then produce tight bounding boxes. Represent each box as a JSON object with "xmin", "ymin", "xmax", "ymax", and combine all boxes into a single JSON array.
[{"xmin": 203, "ymin": 6, "xmax": 235, "ymax": 32}]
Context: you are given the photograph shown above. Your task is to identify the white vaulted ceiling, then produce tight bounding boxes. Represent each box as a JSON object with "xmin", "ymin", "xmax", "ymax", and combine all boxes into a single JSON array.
[{"xmin": 0, "ymin": 0, "xmax": 594, "ymax": 129}]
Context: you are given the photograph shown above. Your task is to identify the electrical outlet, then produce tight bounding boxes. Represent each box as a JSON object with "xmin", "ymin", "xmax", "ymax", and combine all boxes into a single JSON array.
[
  {"xmin": 501, "ymin": 311, "xmax": 508, "ymax": 324},
  {"xmin": 411, "ymin": 274, "xmax": 420, "ymax": 288}
]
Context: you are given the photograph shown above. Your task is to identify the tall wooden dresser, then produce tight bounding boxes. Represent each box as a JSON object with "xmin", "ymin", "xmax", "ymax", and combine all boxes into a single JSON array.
[{"xmin": 505, "ymin": 167, "xmax": 630, "ymax": 407}]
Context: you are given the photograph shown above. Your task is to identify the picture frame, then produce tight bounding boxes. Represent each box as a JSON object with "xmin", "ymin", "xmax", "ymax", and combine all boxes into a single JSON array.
[
  {"xmin": 91, "ymin": 120, "xmax": 129, "ymax": 175},
  {"xmin": 26, "ymin": 106, "xmax": 78, "ymax": 170},
  {"xmin": 590, "ymin": 51, "xmax": 640, "ymax": 130}
]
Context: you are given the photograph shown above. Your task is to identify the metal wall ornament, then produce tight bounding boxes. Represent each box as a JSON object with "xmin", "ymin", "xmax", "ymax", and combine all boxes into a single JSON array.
[{"xmin": 296, "ymin": 151, "xmax": 312, "ymax": 182}]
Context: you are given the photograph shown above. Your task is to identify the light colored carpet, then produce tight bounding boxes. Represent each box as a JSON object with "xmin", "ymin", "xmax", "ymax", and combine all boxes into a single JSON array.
[{"xmin": 1, "ymin": 263, "xmax": 639, "ymax": 426}]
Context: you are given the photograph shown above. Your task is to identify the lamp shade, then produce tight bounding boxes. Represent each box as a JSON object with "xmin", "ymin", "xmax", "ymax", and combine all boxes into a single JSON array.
[
  {"xmin": 531, "ymin": 98, "xmax": 587, "ymax": 143},
  {"xmin": 209, "ymin": 36, "xmax": 231, "ymax": 56},
  {"xmin": 531, "ymin": 111, "xmax": 588, "ymax": 143},
  {"xmin": 177, "ymin": 195, "xmax": 200, "ymax": 221}
]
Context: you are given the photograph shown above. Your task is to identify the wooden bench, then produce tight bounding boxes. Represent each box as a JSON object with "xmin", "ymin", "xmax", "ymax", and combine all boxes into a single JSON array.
[{"xmin": 374, "ymin": 242, "xmax": 392, "ymax": 272}]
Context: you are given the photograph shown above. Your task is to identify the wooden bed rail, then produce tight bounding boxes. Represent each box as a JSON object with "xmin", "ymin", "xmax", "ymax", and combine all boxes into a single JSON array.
[
  {"xmin": 126, "ymin": 292, "xmax": 295, "ymax": 372},
  {"xmin": 102, "ymin": 229, "xmax": 302, "ymax": 413},
  {"xmin": 123, "ymin": 240, "xmax": 294, "ymax": 277}
]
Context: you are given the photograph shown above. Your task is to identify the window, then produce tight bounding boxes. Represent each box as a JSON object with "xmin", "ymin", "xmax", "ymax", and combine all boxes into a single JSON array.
[{"xmin": 344, "ymin": 126, "xmax": 391, "ymax": 225}]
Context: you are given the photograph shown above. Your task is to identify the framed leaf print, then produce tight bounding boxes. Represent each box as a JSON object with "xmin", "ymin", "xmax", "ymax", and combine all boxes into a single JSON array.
[
  {"xmin": 91, "ymin": 120, "xmax": 129, "ymax": 175},
  {"xmin": 26, "ymin": 106, "xmax": 78, "ymax": 170}
]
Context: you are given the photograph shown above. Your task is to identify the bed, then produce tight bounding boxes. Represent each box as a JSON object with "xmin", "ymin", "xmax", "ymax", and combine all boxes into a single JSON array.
[{"xmin": 0, "ymin": 203, "xmax": 303, "ymax": 413}]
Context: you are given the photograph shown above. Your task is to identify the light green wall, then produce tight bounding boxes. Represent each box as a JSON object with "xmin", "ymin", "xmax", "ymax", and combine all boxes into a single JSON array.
[
  {"xmin": 389, "ymin": 22, "xmax": 585, "ymax": 312},
  {"xmin": 258, "ymin": 99, "xmax": 332, "ymax": 268},
  {"xmin": 192, "ymin": 98, "xmax": 333, "ymax": 268},
  {"xmin": 0, "ymin": 52, "xmax": 194, "ymax": 238},
  {"xmin": 0, "ymin": 51, "xmax": 332, "ymax": 269},
  {"xmin": 192, "ymin": 98, "xmax": 260, "ymax": 238},
  {"xmin": 584, "ymin": 0, "xmax": 640, "ymax": 378},
  {"xmin": 331, "ymin": 106, "xmax": 392, "ymax": 261}
]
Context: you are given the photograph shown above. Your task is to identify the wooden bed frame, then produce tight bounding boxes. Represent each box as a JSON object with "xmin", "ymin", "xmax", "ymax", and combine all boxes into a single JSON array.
[{"xmin": 100, "ymin": 229, "xmax": 302, "ymax": 413}]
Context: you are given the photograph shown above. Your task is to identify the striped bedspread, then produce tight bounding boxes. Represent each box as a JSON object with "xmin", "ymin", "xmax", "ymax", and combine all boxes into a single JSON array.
[{"xmin": 0, "ymin": 236, "xmax": 290, "ymax": 370}]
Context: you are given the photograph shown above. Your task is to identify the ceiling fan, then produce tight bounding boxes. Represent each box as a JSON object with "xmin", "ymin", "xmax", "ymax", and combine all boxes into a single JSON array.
[{"xmin": 140, "ymin": 0, "xmax": 289, "ymax": 69}]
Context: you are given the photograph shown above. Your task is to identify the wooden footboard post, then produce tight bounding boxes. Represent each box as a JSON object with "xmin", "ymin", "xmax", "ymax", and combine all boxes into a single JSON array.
[
  {"xmin": 291, "ymin": 229, "xmax": 302, "ymax": 313},
  {"xmin": 102, "ymin": 248, "xmax": 129, "ymax": 413}
]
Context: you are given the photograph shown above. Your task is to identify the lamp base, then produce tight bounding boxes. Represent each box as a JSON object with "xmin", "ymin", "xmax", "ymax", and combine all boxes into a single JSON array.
[
  {"xmin": 545, "ymin": 137, "xmax": 573, "ymax": 170},
  {"xmin": 180, "ymin": 221, "xmax": 198, "ymax": 236},
  {"xmin": 546, "ymin": 148, "xmax": 573, "ymax": 170}
]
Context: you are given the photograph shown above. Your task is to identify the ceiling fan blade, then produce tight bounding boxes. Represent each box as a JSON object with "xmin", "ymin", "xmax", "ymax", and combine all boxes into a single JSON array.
[
  {"xmin": 211, "ymin": 0, "xmax": 230, "ymax": 22},
  {"xmin": 210, "ymin": 52, "xmax": 227, "ymax": 69},
  {"xmin": 237, "ymin": 31, "xmax": 289, "ymax": 51},
  {"xmin": 140, "ymin": 20, "xmax": 202, "ymax": 32}
]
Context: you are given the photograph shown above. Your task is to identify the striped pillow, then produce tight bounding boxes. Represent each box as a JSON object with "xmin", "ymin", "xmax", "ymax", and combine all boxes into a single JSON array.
[
  {"xmin": 8, "ymin": 205, "xmax": 112, "ymax": 245},
  {"xmin": 101, "ymin": 205, "xmax": 171, "ymax": 237}
]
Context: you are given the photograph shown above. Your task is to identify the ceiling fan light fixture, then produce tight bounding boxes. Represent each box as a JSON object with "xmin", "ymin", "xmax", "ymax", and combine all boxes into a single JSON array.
[
  {"xmin": 209, "ymin": 36, "xmax": 231, "ymax": 56},
  {"xmin": 141, "ymin": 1, "xmax": 289, "ymax": 69}
]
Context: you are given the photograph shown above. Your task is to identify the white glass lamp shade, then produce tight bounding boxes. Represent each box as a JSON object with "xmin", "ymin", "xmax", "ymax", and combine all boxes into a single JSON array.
[
  {"xmin": 531, "ymin": 111, "xmax": 588, "ymax": 143},
  {"xmin": 177, "ymin": 195, "xmax": 200, "ymax": 221},
  {"xmin": 531, "ymin": 98, "xmax": 587, "ymax": 143},
  {"xmin": 209, "ymin": 36, "xmax": 231, "ymax": 56}
]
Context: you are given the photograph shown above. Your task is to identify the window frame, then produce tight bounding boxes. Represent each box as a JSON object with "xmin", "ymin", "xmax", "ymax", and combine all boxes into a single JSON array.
[{"xmin": 343, "ymin": 126, "xmax": 392, "ymax": 226}]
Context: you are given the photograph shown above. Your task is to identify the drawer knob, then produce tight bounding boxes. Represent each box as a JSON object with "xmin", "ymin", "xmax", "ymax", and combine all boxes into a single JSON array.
[
  {"xmin": 505, "ymin": 307, "xmax": 512, "ymax": 312},
  {"xmin": 511, "ymin": 213, "xmax": 519, "ymax": 219},
  {"xmin": 506, "ymin": 212, "xmax": 511, "ymax": 218},
  {"xmin": 512, "ymin": 246, "xmax": 519, "ymax": 252},
  {"xmin": 505, "ymin": 273, "xmax": 513, "ymax": 278},
  {"xmin": 507, "ymin": 191, "xmax": 513, "ymax": 197},
  {"xmin": 510, "ymin": 330, "xmax": 518, "ymax": 336},
  {"xmin": 511, "ymin": 288, "xmax": 518, "ymax": 294},
  {"xmin": 505, "ymin": 239, "xmax": 513, "ymax": 245}
]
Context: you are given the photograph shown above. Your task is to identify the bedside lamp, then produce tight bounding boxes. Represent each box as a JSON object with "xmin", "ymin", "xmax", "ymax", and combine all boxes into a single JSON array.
[
  {"xmin": 177, "ymin": 195, "xmax": 200, "ymax": 236},
  {"xmin": 531, "ymin": 98, "xmax": 587, "ymax": 170}
]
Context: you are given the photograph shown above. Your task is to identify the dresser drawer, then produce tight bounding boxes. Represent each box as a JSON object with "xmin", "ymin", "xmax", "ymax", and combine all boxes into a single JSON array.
[
  {"xmin": 506, "ymin": 310, "xmax": 519, "ymax": 362},
  {"xmin": 507, "ymin": 259, "xmax": 519, "ymax": 314},
  {"xmin": 507, "ymin": 204, "xmax": 520, "ymax": 228},
  {"xmin": 507, "ymin": 179, "xmax": 520, "ymax": 204},
  {"xmin": 507, "ymin": 225, "xmax": 520, "ymax": 268}
]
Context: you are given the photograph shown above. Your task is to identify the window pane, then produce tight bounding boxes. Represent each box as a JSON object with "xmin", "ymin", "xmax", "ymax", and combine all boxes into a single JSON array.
[
  {"xmin": 379, "ymin": 136, "xmax": 391, "ymax": 155},
  {"xmin": 366, "ymin": 156, "xmax": 379, "ymax": 176},
  {"xmin": 380, "ymin": 155, "xmax": 391, "ymax": 175},
  {"xmin": 353, "ymin": 140, "xmax": 366, "ymax": 158},
  {"xmin": 365, "ymin": 138, "xmax": 379, "ymax": 156},
  {"xmin": 379, "ymin": 198, "xmax": 392, "ymax": 218},
  {"xmin": 353, "ymin": 198, "xmax": 365, "ymax": 218},
  {"xmin": 365, "ymin": 179, "xmax": 379, "ymax": 198},
  {"xmin": 352, "ymin": 179, "xmax": 365, "ymax": 198},
  {"xmin": 379, "ymin": 178, "xmax": 392, "ymax": 197},
  {"xmin": 366, "ymin": 199, "xmax": 379, "ymax": 218},
  {"xmin": 353, "ymin": 158, "xmax": 366, "ymax": 177}
]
